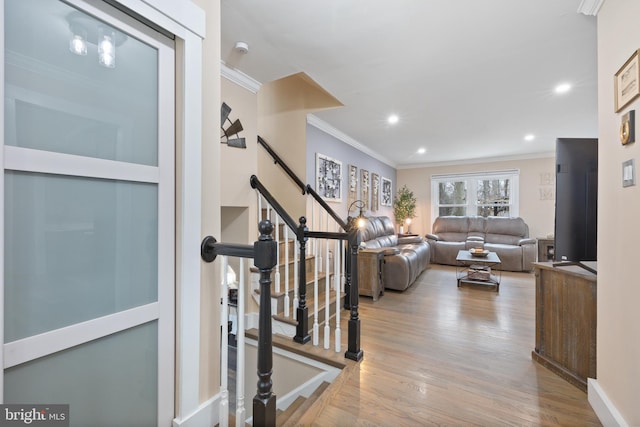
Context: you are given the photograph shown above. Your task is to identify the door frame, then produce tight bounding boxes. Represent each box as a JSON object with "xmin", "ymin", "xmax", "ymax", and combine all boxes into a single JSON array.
[{"xmin": 0, "ymin": 0, "xmax": 206, "ymax": 424}]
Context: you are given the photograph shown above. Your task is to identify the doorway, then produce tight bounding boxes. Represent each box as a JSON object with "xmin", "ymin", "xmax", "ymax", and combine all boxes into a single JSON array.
[{"xmin": 2, "ymin": 0, "xmax": 175, "ymax": 425}]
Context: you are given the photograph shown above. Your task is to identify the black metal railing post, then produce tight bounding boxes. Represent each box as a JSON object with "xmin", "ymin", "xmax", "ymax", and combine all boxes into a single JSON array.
[
  {"xmin": 293, "ymin": 217, "xmax": 311, "ymax": 344},
  {"xmin": 253, "ymin": 220, "xmax": 277, "ymax": 427},
  {"xmin": 345, "ymin": 226, "xmax": 363, "ymax": 361}
]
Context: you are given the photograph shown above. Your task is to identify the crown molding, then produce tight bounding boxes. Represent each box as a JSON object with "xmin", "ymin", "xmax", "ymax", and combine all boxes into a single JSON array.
[
  {"xmin": 577, "ymin": 0, "xmax": 604, "ymax": 16},
  {"xmin": 220, "ymin": 62, "xmax": 261, "ymax": 93},
  {"xmin": 306, "ymin": 114, "xmax": 397, "ymax": 168},
  {"xmin": 397, "ymin": 150, "xmax": 556, "ymax": 170}
]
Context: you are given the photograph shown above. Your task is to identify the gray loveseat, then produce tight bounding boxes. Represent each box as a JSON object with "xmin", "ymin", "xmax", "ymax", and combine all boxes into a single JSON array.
[
  {"xmin": 359, "ymin": 216, "xmax": 430, "ymax": 291},
  {"xmin": 425, "ymin": 216, "xmax": 536, "ymax": 272}
]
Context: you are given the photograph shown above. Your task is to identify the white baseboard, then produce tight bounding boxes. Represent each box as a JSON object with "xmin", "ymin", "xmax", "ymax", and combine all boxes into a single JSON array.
[
  {"xmin": 172, "ymin": 394, "xmax": 219, "ymax": 427},
  {"xmin": 588, "ymin": 378, "xmax": 629, "ymax": 427}
]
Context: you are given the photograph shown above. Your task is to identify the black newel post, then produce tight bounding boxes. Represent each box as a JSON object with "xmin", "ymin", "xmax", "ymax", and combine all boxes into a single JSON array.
[
  {"xmin": 345, "ymin": 226, "xmax": 363, "ymax": 361},
  {"xmin": 294, "ymin": 217, "xmax": 311, "ymax": 344},
  {"xmin": 253, "ymin": 220, "xmax": 277, "ymax": 427}
]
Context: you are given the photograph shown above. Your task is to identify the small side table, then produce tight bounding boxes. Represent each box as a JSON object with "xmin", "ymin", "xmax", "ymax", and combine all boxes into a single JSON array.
[
  {"xmin": 537, "ymin": 238, "xmax": 555, "ymax": 261},
  {"xmin": 357, "ymin": 248, "xmax": 388, "ymax": 301}
]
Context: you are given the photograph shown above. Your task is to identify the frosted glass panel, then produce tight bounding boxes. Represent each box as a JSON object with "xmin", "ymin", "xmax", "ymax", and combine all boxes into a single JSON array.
[
  {"xmin": 4, "ymin": 322, "xmax": 158, "ymax": 427},
  {"xmin": 4, "ymin": 171, "xmax": 158, "ymax": 342},
  {"xmin": 4, "ymin": 0, "xmax": 158, "ymax": 166}
]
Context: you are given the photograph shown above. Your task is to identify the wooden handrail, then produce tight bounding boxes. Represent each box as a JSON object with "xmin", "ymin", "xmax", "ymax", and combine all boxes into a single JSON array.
[{"xmin": 305, "ymin": 184, "xmax": 349, "ymax": 231}]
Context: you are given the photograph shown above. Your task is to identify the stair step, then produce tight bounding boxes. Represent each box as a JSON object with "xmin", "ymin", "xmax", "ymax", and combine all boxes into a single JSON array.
[
  {"xmin": 276, "ymin": 396, "xmax": 306, "ymax": 427},
  {"xmin": 245, "ymin": 329, "xmax": 347, "ymax": 369},
  {"xmin": 280, "ymin": 382, "xmax": 331, "ymax": 427}
]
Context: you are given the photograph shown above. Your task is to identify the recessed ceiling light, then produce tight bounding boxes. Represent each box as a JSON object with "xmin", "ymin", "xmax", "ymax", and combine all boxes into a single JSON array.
[
  {"xmin": 387, "ymin": 114, "xmax": 399, "ymax": 125},
  {"xmin": 524, "ymin": 134, "xmax": 535, "ymax": 141},
  {"xmin": 554, "ymin": 83, "xmax": 572, "ymax": 94},
  {"xmin": 417, "ymin": 148, "xmax": 426, "ymax": 154}
]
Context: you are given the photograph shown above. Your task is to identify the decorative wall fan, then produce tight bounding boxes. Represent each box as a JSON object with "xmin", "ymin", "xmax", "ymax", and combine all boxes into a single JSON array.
[{"xmin": 221, "ymin": 102, "xmax": 246, "ymax": 148}]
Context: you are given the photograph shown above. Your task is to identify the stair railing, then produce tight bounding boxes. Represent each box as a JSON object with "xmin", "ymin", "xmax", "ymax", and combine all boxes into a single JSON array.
[
  {"xmin": 201, "ymin": 220, "xmax": 277, "ymax": 427},
  {"xmin": 258, "ymin": 136, "xmax": 362, "ymax": 360},
  {"xmin": 251, "ymin": 175, "xmax": 362, "ymax": 360}
]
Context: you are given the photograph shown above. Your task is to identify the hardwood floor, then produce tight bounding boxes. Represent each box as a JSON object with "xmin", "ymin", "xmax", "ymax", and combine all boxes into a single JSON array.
[{"xmin": 293, "ymin": 264, "xmax": 602, "ymax": 426}]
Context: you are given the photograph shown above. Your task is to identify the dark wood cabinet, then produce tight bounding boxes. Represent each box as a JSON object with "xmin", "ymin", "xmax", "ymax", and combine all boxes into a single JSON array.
[{"xmin": 531, "ymin": 262, "xmax": 597, "ymax": 391}]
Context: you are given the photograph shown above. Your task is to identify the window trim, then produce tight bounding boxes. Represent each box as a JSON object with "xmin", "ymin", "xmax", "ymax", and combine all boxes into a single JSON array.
[{"xmin": 431, "ymin": 169, "xmax": 520, "ymax": 226}]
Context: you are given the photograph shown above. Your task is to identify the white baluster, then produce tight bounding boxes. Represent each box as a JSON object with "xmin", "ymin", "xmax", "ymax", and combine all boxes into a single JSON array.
[
  {"xmin": 334, "ymin": 221, "xmax": 340, "ymax": 292},
  {"xmin": 324, "ymin": 234, "xmax": 331, "ymax": 349},
  {"xmin": 235, "ymin": 259, "xmax": 246, "ymax": 427},
  {"xmin": 324, "ymin": 212, "xmax": 331, "ymax": 350},
  {"xmin": 313, "ymin": 245, "xmax": 319, "ymax": 346},
  {"xmin": 284, "ymin": 225, "xmax": 290, "ymax": 317},
  {"xmin": 341, "ymin": 239, "xmax": 346, "ymax": 293},
  {"xmin": 335, "ymin": 236, "xmax": 341, "ymax": 353},
  {"xmin": 257, "ymin": 192, "xmax": 262, "ymax": 221},
  {"xmin": 220, "ymin": 256, "xmax": 229, "ymax": 427},
  {"xmin": 274, "ymin": 213, "xmax": 281, "ymax": 294},
  {"xmin": 310, "ymin": 199, "xmax": 316, "ymax": 257},
  {"xmin": 317, "ymin": 209, "xmax": 323, "ymax": 270}
]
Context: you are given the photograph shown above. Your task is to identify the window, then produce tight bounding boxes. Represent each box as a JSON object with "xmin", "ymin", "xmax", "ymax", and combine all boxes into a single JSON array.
[{"xmin": 431, "ymin": 170, "xmax": 519, "ymax": 222}]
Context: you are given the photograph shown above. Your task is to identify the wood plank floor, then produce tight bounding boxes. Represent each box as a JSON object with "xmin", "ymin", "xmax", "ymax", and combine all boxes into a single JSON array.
[{"xmin": 294, "ymin": 264, "xmax": 602, "ymax": 426}]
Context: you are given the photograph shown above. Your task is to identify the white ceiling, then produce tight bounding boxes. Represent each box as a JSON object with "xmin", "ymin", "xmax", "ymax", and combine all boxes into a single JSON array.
[{"xmin": 220, "ymin": 0, "xmax": 598, "ymax": 168}]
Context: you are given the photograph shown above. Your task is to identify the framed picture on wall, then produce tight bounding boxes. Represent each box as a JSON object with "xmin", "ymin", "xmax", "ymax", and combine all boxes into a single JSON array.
[
  {"xmin": 316, "ymin": 153, "xmax": 342, "ymax": 202},
  {"xmin": 371, "ymin": 173, "xmax": 380, "ymax": 211},
  {"xmin": 360, "ymin": 169, "xmax": 370, "ymax": 210},
  {"xmin": 381, "ymin": 177, "xmax": 392, "ymax": 207},
  {"xmin": 348, "ymin": 164, "xmax": 358, "ymax": 206},
  {"xmin": 615, "ymin": 49, "xmax": 640, "ymax": 112}
]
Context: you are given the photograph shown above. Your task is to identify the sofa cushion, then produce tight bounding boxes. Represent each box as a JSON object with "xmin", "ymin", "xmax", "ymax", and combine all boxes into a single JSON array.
[
  {"xmin": 485, "ymin": 217, "xmax": 528, "ymax": 246},
  {"xmin": 467, "ymin": 216, "xmax": 486, "ymax": 240},
  {"xmin": 432, "ymin": 241, "xmax": 466, "ymax": 266},
  {"xmin": 483, "ymin": 243, "xmax": 523, "ymax": 272},
  {"xmin": 432, "ymin": 216, "xmax": 469, "ymax": 234}
]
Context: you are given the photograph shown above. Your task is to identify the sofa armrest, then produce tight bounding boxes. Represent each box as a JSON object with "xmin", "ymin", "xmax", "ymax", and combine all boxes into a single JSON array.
[
  {"xmin": 519, "ymin": 238, "xmax": 536, "ymax": 246},
  {"xmin": 425, "ymin": 233, "xmax": 440, "ymax": 241},
  {"xmin": 398, "ymin": 236, "xmax": 423, "ymax": 245}
]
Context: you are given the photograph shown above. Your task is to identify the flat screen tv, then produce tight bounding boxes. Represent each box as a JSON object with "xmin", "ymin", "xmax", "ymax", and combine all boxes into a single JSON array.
[{"xmin": 554, "ymin": 138, "xmax": 598, "ymax": 262}]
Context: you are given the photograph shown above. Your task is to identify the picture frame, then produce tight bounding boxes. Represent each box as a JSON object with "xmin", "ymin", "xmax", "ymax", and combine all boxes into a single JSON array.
[
  {"xmin": 381, "ymin": 177, "xmax": 392, "ymax": 207},
  {"xmin": 615, "ymin": 49, "xmax": 640, "ymax": 113},
  {"xmin": 371, "ymin": 173, "xmax": 380, "ymax": 212},
  {"xmin": 316, "ymin": 153, "xmax": 342, "ymax": 202},
  {"xmin": 348, "ymin": 164, "xmax": 358, "ymax": 206},
  {"xmin": 360, "ymin": 169, "xmax": 370, "ymax": 210}
]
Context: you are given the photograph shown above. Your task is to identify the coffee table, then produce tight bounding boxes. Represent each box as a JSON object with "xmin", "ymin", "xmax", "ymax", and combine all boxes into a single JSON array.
[{"xmin": 455, "ymin": 250, "xmax": 501, "ymax": 291}]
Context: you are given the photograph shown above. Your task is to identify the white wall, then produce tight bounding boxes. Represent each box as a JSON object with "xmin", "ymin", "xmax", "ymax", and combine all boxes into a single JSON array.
[
  {"xmin": 397, "ymin": 156, "xmax": 555, "ymax": 239},
  {"xmin": 592, "ymin": 1, "xmax": 640, "ymax": 425}
]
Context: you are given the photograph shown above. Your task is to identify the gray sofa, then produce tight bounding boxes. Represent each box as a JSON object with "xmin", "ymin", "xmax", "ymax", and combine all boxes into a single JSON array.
[
  {"xmin": 425, "ymin": 216, "xmax": 536, "ymax": 272},
  {"xmin": 359, "ymin": 216, "xmax": 430, "ymax": 291}
]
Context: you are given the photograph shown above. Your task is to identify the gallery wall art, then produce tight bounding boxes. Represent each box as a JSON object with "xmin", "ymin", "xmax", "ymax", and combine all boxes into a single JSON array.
[
  {"xmin": 316, "ymin": 153, "xmax": 342, "ymax": 202},
  {"xmin": 381, "ymin": 177, "xmax": 392, "ymax": 207}
]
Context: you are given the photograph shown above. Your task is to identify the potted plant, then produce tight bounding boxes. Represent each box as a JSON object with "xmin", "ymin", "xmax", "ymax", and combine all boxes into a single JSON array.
[{"xmin": 393, "ymin": 185, "xmax": 417, "ymax": 234}]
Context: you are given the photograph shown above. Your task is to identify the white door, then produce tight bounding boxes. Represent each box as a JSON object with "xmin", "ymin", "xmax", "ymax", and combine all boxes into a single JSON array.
[{"xmin": 2, "ymin": 0, "xmax": 175, "ymax": 425}]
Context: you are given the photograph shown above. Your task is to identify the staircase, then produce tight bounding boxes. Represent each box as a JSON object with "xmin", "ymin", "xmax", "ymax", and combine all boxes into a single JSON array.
[{"xmin": 253, "ymin": 225, "xmax": 346, "ymax": 346}]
